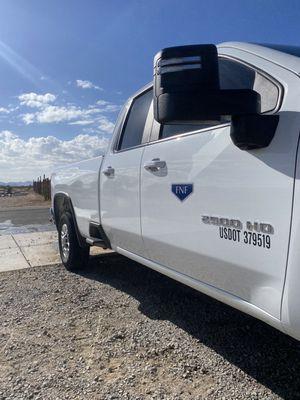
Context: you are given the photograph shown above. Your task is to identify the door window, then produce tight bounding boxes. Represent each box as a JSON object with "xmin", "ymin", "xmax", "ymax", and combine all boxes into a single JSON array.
[
  {"xmin": 160, "ymin": 119, "xmax": 228, "ymax": 140},
  {"xmin": 159, "ymin": 58, "xmax": 280, "ymax": 140},
  {"xmin": 219, "ymin": 58, "xmax": 280, "ymax": 113},
  {"xmin": 117, "ymin": 89, "xmax": 152, "ymax": 151}
]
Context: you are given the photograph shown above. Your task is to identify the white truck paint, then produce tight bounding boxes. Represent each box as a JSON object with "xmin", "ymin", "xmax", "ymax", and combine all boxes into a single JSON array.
[
  {"xmin": 51, "ymin": 156, "xmax": 104, "ymax": 237},
  {"xmin": 51, "ymin": 42, "xmax": 300, "ymax": 340}
]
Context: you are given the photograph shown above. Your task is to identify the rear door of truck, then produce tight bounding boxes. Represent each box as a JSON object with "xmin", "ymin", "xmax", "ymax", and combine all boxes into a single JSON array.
[{"xmin": 140, "ymin": 50, "xmax": 300, "ymax": 319}]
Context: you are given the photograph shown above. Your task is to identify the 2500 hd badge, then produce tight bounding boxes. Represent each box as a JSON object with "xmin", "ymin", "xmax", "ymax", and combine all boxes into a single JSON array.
[{"xmin": 201, "ymin": 216, "xmax": 274, "ymax": 249}]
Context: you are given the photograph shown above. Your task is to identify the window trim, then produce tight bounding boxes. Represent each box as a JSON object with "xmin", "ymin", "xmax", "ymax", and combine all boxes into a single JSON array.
[
  {"xmin": 158, "ymin": 119, "xmax": 229, "ymax": 141},
  {"xmin": 150, "ymin": 121, "xmax": 231, "ymax": 146},
  {"xmin": 113, "ymin": 87, "xmax": 153, "ymax": 153}
]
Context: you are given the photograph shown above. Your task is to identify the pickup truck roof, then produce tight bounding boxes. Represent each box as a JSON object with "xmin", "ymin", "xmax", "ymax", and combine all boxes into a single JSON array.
[{"xmin": 218, "ymin": 42, "xmax": 300, "ymax": 75}]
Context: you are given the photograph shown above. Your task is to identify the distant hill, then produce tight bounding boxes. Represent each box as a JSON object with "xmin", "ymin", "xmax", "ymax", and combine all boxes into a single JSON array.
[{"xmin": 0, "ymin": 181, "xmax": 32, "ymax": 187}]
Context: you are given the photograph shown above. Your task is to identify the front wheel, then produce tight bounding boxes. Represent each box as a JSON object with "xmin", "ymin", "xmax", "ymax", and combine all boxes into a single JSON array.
[{"xmin": 58, "ymin": 212, "xmax": 90, "ymax": 271}]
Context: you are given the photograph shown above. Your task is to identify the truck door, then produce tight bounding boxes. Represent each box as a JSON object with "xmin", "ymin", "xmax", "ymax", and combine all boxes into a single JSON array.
[
  {"xmin": 100, "ymin": 87, "xmax": 152, "ymax": 256},
  {"xmin": 141, "ymin": 54, "xmax": 300, "ymax": 318}
]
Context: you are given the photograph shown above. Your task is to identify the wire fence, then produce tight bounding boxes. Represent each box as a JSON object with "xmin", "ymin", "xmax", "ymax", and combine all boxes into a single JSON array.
[{"xmin": 33, "ymin": 175, "xmax": 51, "ymax": 201}]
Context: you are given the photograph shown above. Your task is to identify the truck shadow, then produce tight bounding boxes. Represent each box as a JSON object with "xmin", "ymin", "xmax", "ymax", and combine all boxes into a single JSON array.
[{"xmin": 79, "ymin": 253, "xmax": 300, "ymax": 399}]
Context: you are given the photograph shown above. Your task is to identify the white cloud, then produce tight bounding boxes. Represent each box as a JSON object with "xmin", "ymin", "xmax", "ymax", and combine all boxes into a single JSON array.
[
  {"xmin": 0, "ymin": 130, "xmax": 109, "ymax": 181},
  {"xmin": 33, "ymin": 105, "xmax": 84, "ymax": 124},
  {"xmin": 69, "ymin": 120, "xmax": 95, "ymax": 126},
  {"xmin": 103, "ymin": 104, "xmax": 120, "ymax": 112},
  {"xmin": 97, "ymin": 117, "xmax": 115, "ymax": 133},
  {"xmin": 0, "ymin": 107, "xmax": 10, "ymax": 114},
  {"xmin": 96, "ymin": 100, "xmax": 120, "ymax": 113},
  {"xmin": 22, "ymin": 104, "xmax": 116, "ymax": 133},
  {"xmin": 96, "ymin": 99, "xmax": 109, "ymax": 106},
  {"xmin": 22, "ymin": 113, "xmax": 36, "ymax": 124},
  {"xmin": 19, "ymin": 92, "xmax": 56, "ymax": 108},
  {"xmin": 18, "ymin": 91, "xmax": 119, "ymax": 133},
  {"xmin": 76, "ymin": 79, "xmax": 103, "ymax": 90},
  {"xmin": 0, "ymin": 130, "xmax": 18, "ymax": 140}
]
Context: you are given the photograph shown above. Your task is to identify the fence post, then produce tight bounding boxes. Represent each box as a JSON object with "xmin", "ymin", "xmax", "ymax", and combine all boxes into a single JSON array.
[{"xmin": 33, "ymin": 176, "xmax": 51, "ymax": 201}]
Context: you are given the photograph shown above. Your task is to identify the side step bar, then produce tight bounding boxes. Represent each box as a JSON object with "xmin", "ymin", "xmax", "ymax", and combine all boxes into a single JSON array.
[
  {"xmin": 86, "ymin": 237, "xmax": 106, "ymax": 247},
  {"xmin": 88, "ymin": 222, "xmax": 112, "ymax": 249}
]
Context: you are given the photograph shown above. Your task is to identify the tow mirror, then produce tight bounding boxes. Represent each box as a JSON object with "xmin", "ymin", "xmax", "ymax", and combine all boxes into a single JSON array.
[
  {"xmin": 153, "ymin": 44, "xmax": 261, "ymax": 123},
  {"xmin": 153, "ymin": 44, "xmax": 279, "ymax": 150}
]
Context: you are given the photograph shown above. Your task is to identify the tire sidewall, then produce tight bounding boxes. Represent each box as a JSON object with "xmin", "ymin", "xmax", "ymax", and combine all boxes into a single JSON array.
[{"xmin": 58, "ymin": 212, "xmax": 79, "ymax": 270}]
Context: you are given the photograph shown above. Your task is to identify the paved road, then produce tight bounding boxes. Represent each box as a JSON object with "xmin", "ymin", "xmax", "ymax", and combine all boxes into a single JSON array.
[
  {"xmin": 0, "ymin": 206, "xmax": 50, "ymax": 225},
  {"xmin": 0, "ymin": 207, "xmax": 54, "ymax": 234}
]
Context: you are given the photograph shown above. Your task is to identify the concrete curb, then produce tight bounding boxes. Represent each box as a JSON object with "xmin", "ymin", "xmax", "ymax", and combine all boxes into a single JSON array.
[{"xmin": 0, "ymin": 231, "xmax": 112, "ymax": 272}]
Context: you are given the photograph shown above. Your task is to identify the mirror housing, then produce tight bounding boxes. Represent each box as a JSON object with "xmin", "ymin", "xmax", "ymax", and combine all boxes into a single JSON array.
[
  {"xmin": 153, "ymin": 44, "xmax": 261, "ymax": 123},
  {"xmin": 230, "ymin": 114, "xmax": 279, "ymax": 150}
]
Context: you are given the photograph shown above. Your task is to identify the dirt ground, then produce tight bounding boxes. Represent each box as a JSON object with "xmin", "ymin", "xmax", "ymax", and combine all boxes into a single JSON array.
[
  {"xmin": 0, "ymin": 189, "xmax": 50, "ymax": 209},
  {"xmin": 1, "ymin": 254, "xmax": 300, "ymax": 400}
]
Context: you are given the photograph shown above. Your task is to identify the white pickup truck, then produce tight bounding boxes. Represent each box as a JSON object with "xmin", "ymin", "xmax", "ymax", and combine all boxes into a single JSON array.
[{"xmin": 51, "ymin": 42, "xmax": 300, "ymax": 341}]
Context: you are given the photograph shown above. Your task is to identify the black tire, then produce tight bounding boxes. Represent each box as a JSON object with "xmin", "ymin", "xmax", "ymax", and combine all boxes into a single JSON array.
[{"xmin": 58, "ymin": 212, "xmax": 90, "ymax": 271}]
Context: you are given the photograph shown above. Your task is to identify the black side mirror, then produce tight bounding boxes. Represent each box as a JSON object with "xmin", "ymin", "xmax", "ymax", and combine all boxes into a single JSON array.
[
  {"xmin": 153, "ymin": 44, "xmax": 261, "ymax": 124},
  {"xmin": 230, "ymin": 114, "xmax": 279, "ymax": 150}
]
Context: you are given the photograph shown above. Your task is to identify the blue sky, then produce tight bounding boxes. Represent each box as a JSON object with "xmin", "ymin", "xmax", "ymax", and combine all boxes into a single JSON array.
[{"xmin": 0, "ymin": 0, "xmax": 299, "ymax": 181}]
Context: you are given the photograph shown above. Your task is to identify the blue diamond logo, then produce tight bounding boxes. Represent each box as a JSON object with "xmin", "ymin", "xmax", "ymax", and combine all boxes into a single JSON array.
[{"xmin": 171, "ymin": 184, "xmax": 193, "ymax": 201}]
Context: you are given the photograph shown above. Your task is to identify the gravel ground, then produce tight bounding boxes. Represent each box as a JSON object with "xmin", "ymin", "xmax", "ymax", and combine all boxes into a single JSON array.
[{"xmin": 0, "ymin": 254, "xmax": 300, "ymax": 400}]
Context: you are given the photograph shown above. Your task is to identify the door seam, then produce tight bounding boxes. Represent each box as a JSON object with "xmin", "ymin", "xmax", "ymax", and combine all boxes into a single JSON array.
[
  {"xmin": 139, "ymin": 145, "xmax": 148, "ymax": 257},
  {"xmin": 280, "ymin": 130, "xmax": 300, "ymax": 321}
]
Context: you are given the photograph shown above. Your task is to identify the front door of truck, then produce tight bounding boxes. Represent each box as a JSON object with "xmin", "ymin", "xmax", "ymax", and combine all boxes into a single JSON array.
[
  {"xmin": 141, "ymin": 52, "xmax": 300, "ymax": 318},
  {"xmin": 100, "ymin": 87, "xmax": 152, "ymax": 256}
]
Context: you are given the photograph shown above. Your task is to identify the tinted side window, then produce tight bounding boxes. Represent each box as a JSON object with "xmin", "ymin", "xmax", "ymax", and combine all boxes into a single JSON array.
[
  {"xmin": 219, "ymin": 59, "xmax": 255, "ymax": 89},
  {"xmin": 118, "ymin": 90, "xmax": 152, "ymax": 151},
  {"xmin": 160, "ymin": 58, "xmax": 280, "ymax": 140},
  {"xmin": 219, "ymin": 58, "xmax": 279, "ymax": 112}
]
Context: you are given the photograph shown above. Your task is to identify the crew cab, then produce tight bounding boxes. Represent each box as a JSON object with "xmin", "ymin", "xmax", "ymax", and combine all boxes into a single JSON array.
[{"xmin": 51, "ymin": 42, "xmax": 300, "ymax": 341}]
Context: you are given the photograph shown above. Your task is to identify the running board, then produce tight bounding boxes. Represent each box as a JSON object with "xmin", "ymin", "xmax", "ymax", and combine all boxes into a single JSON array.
[
  {"xmin": 86, "ymin": 237, "xmax": 107, "ymax": 248},
  {"xmin": 88, "ymin": 222, "xmax": 112, "ymax": 249}
]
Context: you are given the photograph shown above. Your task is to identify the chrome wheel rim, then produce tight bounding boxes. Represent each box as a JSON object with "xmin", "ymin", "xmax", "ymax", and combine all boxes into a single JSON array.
[{"xmin": 60, "ymin": 223, "xmax": 70, "ymax": 262}]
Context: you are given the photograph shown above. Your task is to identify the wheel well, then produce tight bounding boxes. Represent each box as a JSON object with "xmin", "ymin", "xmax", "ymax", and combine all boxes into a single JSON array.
[
  {"xmin": 53, "ymin": 194, "xmax": 72, "ymax": 226},
  {"xmin": 53, "ymin": 193, "xmax": 86, "ymax": 248}
]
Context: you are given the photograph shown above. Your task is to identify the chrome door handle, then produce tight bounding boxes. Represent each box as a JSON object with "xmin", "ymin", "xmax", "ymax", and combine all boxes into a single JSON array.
[
  {"xmin": 144, "ymin": 158, "xmax": 166, "ymax": 172},
  {"xmin": 103, "ymin": 166, "xmax": 115, "ymax": 177}
]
